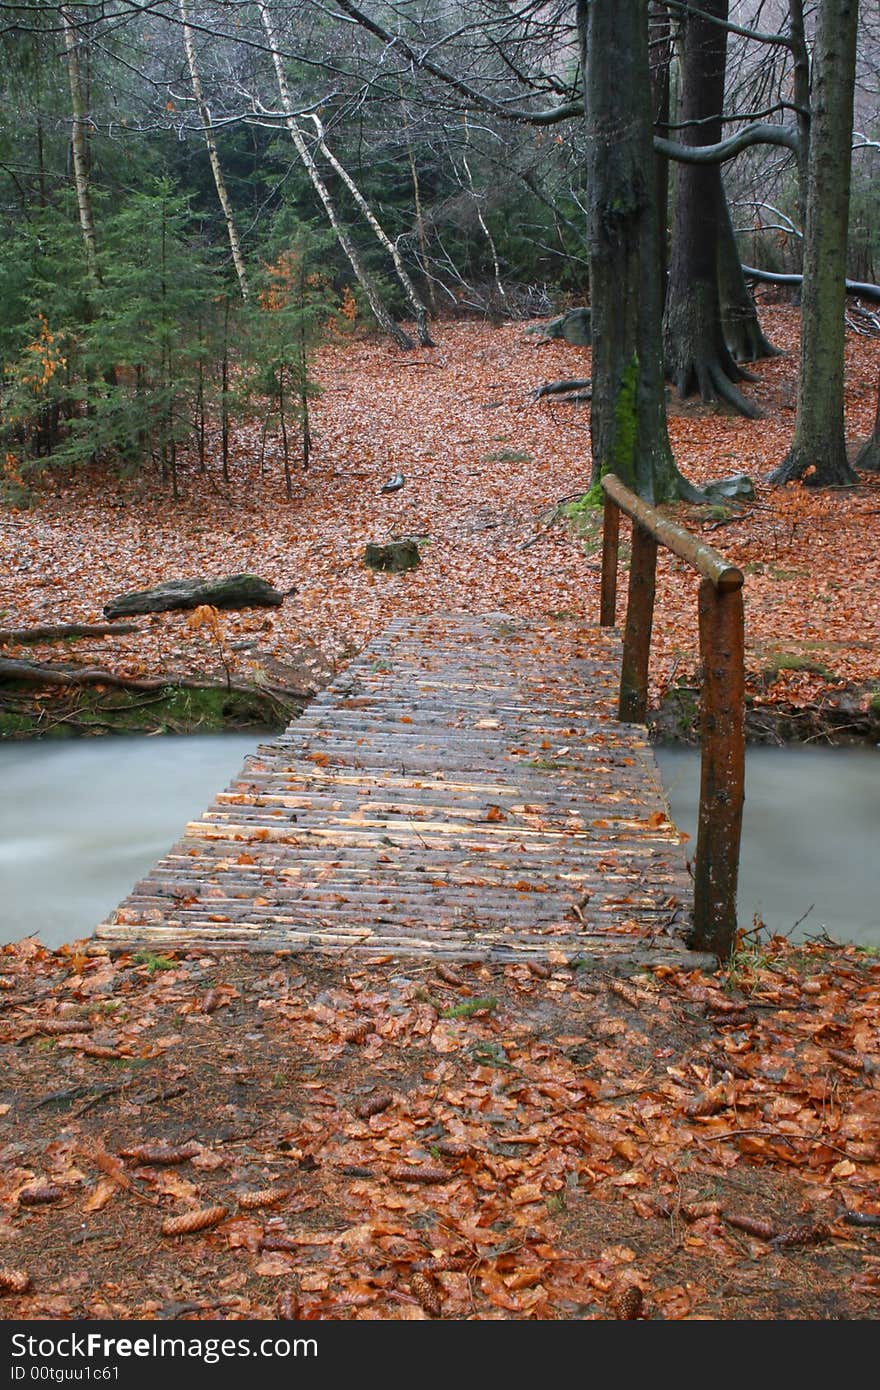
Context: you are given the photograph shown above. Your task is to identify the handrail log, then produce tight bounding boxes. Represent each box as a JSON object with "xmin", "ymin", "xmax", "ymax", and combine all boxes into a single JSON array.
[
  {"xmin": 601, "ymin": 473, "xmax": 744, "ymax": 593},
  {"xmin": 598, "ymin": 472, "xmax": 745, "ymax": 959}
]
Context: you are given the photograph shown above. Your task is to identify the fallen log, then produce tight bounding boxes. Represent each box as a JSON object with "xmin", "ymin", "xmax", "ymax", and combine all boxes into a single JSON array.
[
  {"xmin": 103, "ymin": 574, "xmax": 285, "ymax": 619},
  {"xmin": 532, "ymin": 378, "xmax": 592, "ymax": 401},
  {"xmin": 0, "ymin": 621, "xmax": 141, "ymax": 646},
  {"xmin": 0, "ymin": 656, "xmax": 306, "ymax": 701}
]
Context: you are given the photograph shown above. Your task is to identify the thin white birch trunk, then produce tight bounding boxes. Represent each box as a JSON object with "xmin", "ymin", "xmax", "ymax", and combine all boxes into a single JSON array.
[
  {"xmin": 256, "ymin": 0, "xmax": 413, "ymax": 349},
  {"xmin": 304, "ymin": 113, "xmax": 433, "ymax": 345},
  {"xmin": 60, "ymin": 6, "xmax": 100, "ymax": 285},
  {"xmin": 179, "ymin": 0, "xmax": 250, "ymax": 300}
]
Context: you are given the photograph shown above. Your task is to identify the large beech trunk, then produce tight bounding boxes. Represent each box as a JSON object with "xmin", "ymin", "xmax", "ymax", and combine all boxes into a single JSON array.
[
  {"xmin": 581, "ymin": 0, "xmax": 697, "ymax": 503},
  {"xmin": 662, "ymin": 0, "xmax": 761, "ymax": 417},
  {"xmin": 768, "ymin": 0, "xmax": 860, "ymax": 486},
  {"xmin": 855, "ymin": 371, "xmax": 880, "ymax": 472},
  {"xmin": 717, "ymin": 187, "xmax": 779, "ymax": 363}
]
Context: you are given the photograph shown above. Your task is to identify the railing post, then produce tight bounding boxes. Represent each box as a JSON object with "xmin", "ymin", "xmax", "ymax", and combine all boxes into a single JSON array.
[
  {"xmin": 691, "ymin": 577, "xmax": 745, "ymax": 958},
  {"xmin": 618, "ymin": 522, "xmax": 657, "ymax": 724},
  {"xmin": 600, "ymin": 492, "xmax": 619, "ymax": 626}
]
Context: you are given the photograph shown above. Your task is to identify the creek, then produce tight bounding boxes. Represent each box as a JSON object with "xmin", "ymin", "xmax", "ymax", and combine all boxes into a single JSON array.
[
  {"xmin": 1, "ymin": 736, "xmax": 877, "ymax": 952},
  {"xmin": 655, "ymin": 743, "xmax": 880, "ymax": 948},
  {"xmin": 0, "ymin": 734, "xmax": 261, "ymax": 950}
]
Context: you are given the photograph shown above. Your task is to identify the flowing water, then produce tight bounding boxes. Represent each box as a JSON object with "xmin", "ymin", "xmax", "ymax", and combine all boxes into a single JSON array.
[
  {"xmin": 1, "ymin": 736, "xmax": 878, "ymax": 951},
  {"xmin": 0, "ymin": 734, "xmax": 262, "ymax": 950},
  {"xmin": 655, "ymin": 743, "xmax": 880, "ymax": 947}
]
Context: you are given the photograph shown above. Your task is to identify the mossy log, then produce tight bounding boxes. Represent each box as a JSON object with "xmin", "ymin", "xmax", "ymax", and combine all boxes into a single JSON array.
[{"xmin": 103, "ymin": 574, "xmax": 285, "ymax": 619}]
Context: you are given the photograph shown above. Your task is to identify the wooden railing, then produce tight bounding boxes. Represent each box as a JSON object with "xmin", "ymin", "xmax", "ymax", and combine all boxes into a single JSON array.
[{"xmin": 599, "ymin": 473, "xmax": 745, "ymax": 958}]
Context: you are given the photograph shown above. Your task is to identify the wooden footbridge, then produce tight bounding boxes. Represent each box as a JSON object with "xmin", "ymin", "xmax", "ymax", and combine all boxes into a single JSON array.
[{"xmin": 96, "ymin": 477, "xmax": 745, "ymax": 966}]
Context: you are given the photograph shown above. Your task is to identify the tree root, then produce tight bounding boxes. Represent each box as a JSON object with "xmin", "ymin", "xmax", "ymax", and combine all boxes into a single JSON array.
[
  {"xmin": 855, "ymin": 437, "xmax": 880, "ymax": 472},
  {"xmin": 767, "ymin": 445, "xmax": 858, "ymax": 487},
  {"xmin": 673, "ymin": 357, "xmax": 762, "ymax": 419}
]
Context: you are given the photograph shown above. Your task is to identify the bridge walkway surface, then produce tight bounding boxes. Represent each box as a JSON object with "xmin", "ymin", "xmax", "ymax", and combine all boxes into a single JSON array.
[{"xmin": 96, "ymin": 613, "xmax": 707, "ymax": 968}]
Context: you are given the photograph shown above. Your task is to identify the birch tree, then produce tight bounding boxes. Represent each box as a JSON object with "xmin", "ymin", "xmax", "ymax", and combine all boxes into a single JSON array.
[
  {"xmin": 179, "ymin": 0, "xmax": 250, "ymax": 300},
  {"xmin": 60, "ymin": 5, "xmax": 100, "ymax": 285},
  {"xmin": 256, "ymin": 0, "xmax": 414, "ymax": 350}
]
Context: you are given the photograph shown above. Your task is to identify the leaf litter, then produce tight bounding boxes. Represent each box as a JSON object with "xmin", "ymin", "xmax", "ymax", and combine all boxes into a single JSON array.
[{"xmin": 0, "ymin": 934, "xmax": 878, "ymax": 1319}]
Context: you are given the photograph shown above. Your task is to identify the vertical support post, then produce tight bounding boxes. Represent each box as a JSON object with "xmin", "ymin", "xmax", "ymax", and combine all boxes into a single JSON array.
[
  {"xmin": 618, "ymin": 522, "xmax": 657, "ymax": 723},
  {"xmin": 600, "ymin": 493, "xmax": 620, "ymax": 626},
  {"xmin": 691, "ymin": 578, "xmax": 745, "ymax": 958}
]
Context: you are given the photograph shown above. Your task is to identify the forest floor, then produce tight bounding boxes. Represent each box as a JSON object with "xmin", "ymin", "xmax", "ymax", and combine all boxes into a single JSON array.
[
  {"xmin": 1, "ymin": 934, "xmax": 879, "ymax": 1321},
  {"xmin": 1, "ymin": 303, "xmax": 879, "ymax": 740},
  {"xmin": 1, "ymin": 304, "xmax": 879, "ymax": 1321}
]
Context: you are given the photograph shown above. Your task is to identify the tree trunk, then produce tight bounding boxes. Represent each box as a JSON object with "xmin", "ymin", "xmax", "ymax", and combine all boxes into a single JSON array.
[
  {"xmin": 649, "ymin": 2, "xmax": 672, "ymax": 299},
  {"xmin": 256, "ymin": 1, "xmax": 413, "ymax": 351},
  {"xmin": 60, "ymin": 6, "xmax": 100, "ymax": 285},
  {"xmin": 662, "ymin": 0, "xmax": 760, "ymax": 417},
  {"xmin": 768, "ymin": 0, "xmax": 860, "ymax": 486},
  {"xmin": 788, "ymin": 0, "xmax": 811, "ymax": 235},
  {"xmin": 179, "ymin": 0, "xmax": 250, "ymax": 301},
  {"xmin": 305, "ymin": 114, "xmax": 434, "ymax": 346},
  {"xmin": 717, "ymin": 184, "xmax": 779, "ymax": 362},
  {"xmin": 582, "ymin": 0, "xmax": 698, "ymax": 503},
  {"xmin": 855, "ymin": 370, "xmax": 880, "ymax": 472},
  {"xmin": 406, "ymin": 130, "xmax": 438, "ymax": 316}
]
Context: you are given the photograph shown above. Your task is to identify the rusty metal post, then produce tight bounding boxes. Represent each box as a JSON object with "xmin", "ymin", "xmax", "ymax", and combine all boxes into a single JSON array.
[
  {"xmin": 691, "ymin": 578, "xmax": 746, "ymax": 958},
  {"xmin": 618, "ymin": 522, "xmax": 657, "ymax": 723},
  {"xmin": 600, "ymin": 492, "xmax": 620, "ymax": 626}
]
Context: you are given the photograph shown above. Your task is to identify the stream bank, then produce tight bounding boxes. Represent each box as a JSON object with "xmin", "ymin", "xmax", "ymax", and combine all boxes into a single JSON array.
[
  {"xmin": 649, "ymin": 680, "xmax": 880, "ymax": 746},
  {"xmin": 0, "ymin": 678, "xmax": 296, "ymax": 739}
]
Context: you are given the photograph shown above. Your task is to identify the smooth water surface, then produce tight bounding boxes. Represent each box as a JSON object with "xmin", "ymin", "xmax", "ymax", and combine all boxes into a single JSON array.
[
  {"xmin": 655, "ymin": 743, "xmax": 880, "ymax": 946},
  {"xmin": 0, "ymin": 735, "xmax": 261, "ymax": 949}
]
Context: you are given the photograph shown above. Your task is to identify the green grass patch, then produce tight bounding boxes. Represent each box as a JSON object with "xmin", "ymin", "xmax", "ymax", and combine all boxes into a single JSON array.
[
  {"xmin": 441, "ymin": 995, "xmax": 498, "ymax": 1020},
  {"xmin": 767, "ymin": 565, "xmax": 810, "ymax": 582},
  {"xmin": 0, "ymin": 681, "xmax": 290, "ymax": 739},
  {"xmin": 761, "ymin": 651, "xmax": 835, "ymax": 682},
  {"xmin": 132, "ymin": 950, "xmax": 176, "ymax": 972},
  {"xmin": 481, "ymin": 448, "xmax": 532, "ymax": 464}
]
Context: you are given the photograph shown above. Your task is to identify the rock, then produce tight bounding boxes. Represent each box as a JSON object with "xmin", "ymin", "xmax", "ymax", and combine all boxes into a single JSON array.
[
  {"xmin": 526, "ymin": 308, "xmax": 592, "ymax": 346},
  {"xmin": 364, "ymin": 540, "xmax": 421, "ymax": 573},
  {"xmin": 380, "ymin": 472, "xmax": 405, "ymax": 493},
  {"xmin": 702, "ymin": 473, "xmax": 755, "ymax": 502},
  {"xmin": 103, "ymin": 574, "xmax": 285, "ymax": 619}
]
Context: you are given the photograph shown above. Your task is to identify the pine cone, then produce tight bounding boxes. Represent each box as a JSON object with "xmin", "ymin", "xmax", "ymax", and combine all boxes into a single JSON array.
[
  {"xmin": 0, "ymin": 1268, "xmax": 31, "ymax": 1294},
  {"xmin": 120, "ymin": 1143, "xmax": 200, "ymax": 1166},
  {"xmin": 614, "ymin": 1285, "xmax": 644, "ymax": 1320},
  {"xmin": 160, "ymin": 1205, "xmax": 228, "ymax": 1237},
  {"xmin": 238, "ymin": 1188, "xmax": 291, "ymax": 1210},
  {"xmin": 410, "ymin": 1273, "xmax": 442, "ymax": 1316},
  {"xmin": 355, "ymin": 1092, "xmax": 394, "ymax": 1119},
  {"xmin": 387, "ymin": 1163, "xmax": 450, "ymax": 1184}
]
